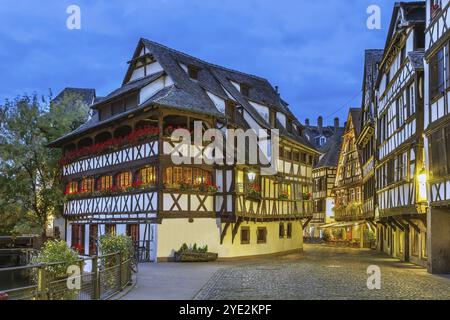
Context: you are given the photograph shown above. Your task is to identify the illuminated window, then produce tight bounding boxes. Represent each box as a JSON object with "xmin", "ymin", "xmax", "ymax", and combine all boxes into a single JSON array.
[
  {"xmin": 138, "ymin": 166, "xmax": 156, "ymax": 185},
  {"xmin": 71, "ymin": 224, "xmax": 84, "ymax": 254},
  {"xmin": 66, "ymin": 181, "xmax": 78, "ymax": 194},
  {"xmin": 116, "ymin": 172, "xmax": 132, "ymax": 189},
  {"xmin": 422, "ymin": 232, "xmax": 428, "ymax": 258},
  {"xmin": 81, "ymin": 177, "xmax": 94, "ymax": 193},
  {"xmin": 97, "ymin": 175, "xmax": 113, "ymax": 191},
  {"xmin": 164, "ymin": 167, "xmax": 212, "ymax": 187}
]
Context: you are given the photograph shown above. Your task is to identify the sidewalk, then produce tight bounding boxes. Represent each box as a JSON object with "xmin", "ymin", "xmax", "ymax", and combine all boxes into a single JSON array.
[{"xmin": 120, "ymin": 262, "xmax": 225, "ymax": 300}]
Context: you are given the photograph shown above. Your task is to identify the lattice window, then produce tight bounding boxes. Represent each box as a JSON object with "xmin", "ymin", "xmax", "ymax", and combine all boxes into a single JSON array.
[
  {"xmin": 116, "ymin": 172, "xmax": 132, "ymax": 189},
  {"xmin": 138, "ymin": 166, "xmax": 157, "ymax": 185},
  {"xmin": 97, "ymin": 175, "xmax": 113, "ymax": 191}
]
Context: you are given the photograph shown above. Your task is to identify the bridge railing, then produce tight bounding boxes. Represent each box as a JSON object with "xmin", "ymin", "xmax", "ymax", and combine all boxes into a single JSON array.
[{"xmin": 0, "ymin": 252, "xmax": 132, "ymax": 300}]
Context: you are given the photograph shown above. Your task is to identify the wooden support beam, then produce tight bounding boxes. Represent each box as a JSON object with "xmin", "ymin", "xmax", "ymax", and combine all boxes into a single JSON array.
[
  {"xmin": 220, "ymin": 221, "xmax": 231, "ymax": 245},
  {"xmin": 390, "ymin": 218, "xmax": 405, "ymax": 232},
  {"xmin": 231, "ymin": 218, "xmax": 243, "ymax": 244},
  {"xmin": 302, "ymin": 217, "xmax": 313, "ymax": 230},
  {"xmin": 404, "ymin": 218, "xmax": 421, "ymax": 233}
]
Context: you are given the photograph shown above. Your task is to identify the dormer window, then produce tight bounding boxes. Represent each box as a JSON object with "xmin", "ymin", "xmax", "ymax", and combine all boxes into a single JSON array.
[
  {"xmin": 188, "ymin": 65, "xmax": 200, "ymax": 80},
  {"xmin": 240, "ymin": 83, "xmax": 250, "ymax": 97},
  {"xmin": 225, "ymin": 101, "xmax": 236, "ymax": 122}
]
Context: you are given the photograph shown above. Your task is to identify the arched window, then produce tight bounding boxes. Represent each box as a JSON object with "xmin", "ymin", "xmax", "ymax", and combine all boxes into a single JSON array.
[
  {"xmin": 116, "ymin": 172, "xmax": 132, "ymax": 189},
  {"xmin": 81, "ymin": 177, "xmax": 94, "ymax": 193},
  {"xmin": 66, "ymin": 181, "xmax": 79, "ymax": 194},
  {"xmin": 95, "ymin": 132, "xmax": 112, "ymax": 144},
  {"xmin": 97, "ymin": 175, "xmax": 113, "ymax": 191},
  {"xmin": 137, "ymin": 166, "xmax": 157, "ymax": 185}
]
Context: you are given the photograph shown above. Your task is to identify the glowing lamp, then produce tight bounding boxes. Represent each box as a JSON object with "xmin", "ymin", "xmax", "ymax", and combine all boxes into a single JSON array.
[
  {"xmin": 247, "ymin": 172, "xmax": 257, "ymax": 182},
  {"xmin": 417, "ymin": 167, "xmax": 427, "ymax": 202}
]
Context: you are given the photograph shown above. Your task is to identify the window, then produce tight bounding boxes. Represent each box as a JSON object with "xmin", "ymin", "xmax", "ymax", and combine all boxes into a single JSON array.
[
  {"xmin": 409, "ymin": 85, "xmax": 415, "ymax": 116},
  {"xmin": 240, "ymin": 84, "xmax": 250, "ymax": 97},
  {"xmin": 81, "ymin": 177, "xmax": 94, "ymax": 193},
  {"xmin": 126, "ymin": 224, "xmax": 140, "ymax": 243},
  {"xmin": 422, "ymin": 232, "xmax": 428, "ymax": 258},
  {"xmin": 286, "ymin": 223, "xmax": 292, "ymax": 239},
  {"xmin": 430, "ymin": 48, "xmax": 446, "ymax": 101},
  {"xmin": 188, "ymin": 65, "xmax": 200, "ymax": 80},
  {"xmin": 430, "ymin": 128, "xmax": 447, "ymax": 177},
  {"xmin": 125, "ymin": 94, "xmax": 138, "ymax": 111},
  {"xmin": 279, "ymin": 223, "xmax": 285, "ymax": 238},
  {"xmin": 164, "ymin": 167, "xmax": 212, "ymax": 188},
  {"xmin": 240, "ymin": 227, "xmax": 250, "ymax": 244},
  {"xmin": 89, "ymin": 225, "xmax": 98, "ymax": 256},
  {"xmin": 293, "ymin": 151, "xmax": 300, "ymax": 162},
  {"xmin": 66, "ymin": 181, "xmax": 78, "ymax": 194},
  {"xmin": 105, "ymin": 224, "xmax": 116, "ymax": 236},
  {"xmin": 116, "ymin": 172, "xmax": 132, "ymax": 189},
  {"xmin": 138, "ymin": 166, "xmax": 156, "ymax": 185},
  {"xmin": 257, "ymin": 227, "xmax": 267, "ymax": 244},
  {"xmin": 112, "ymin": 100, "xmax": 124, "ymax": 115},
  {"xmin": 71, "ymin": 224, "xmax": 85, "ymax": 254},
  {"xmin": 97, "ymin": 175, "xmax": 113, "ymax": 191},
  {"xmin": 225, "ymin": 101, "xmax": 236, "ymax": 121},
  {"xmin": 99, "ymin": 106, "xmax": 112, "ymax": 121}
]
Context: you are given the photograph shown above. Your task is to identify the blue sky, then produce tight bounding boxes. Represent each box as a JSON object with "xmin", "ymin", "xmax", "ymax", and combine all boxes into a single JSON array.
[{"xmin": 0, "ymin": 0, "xmax": 396, "ymax": 125}]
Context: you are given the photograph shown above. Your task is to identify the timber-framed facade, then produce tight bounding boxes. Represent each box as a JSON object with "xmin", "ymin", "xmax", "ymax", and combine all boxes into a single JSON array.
[
  {"xmin": 424, "ymin": 0, "xmax": 450, "ymax": 273},
  {"xmin": 50, "ymin": 38, "xmax": 319, "ymax": 261},
  {"xmin": 374, "ymin": 2, "xmax": 428, "ymax": 266}
]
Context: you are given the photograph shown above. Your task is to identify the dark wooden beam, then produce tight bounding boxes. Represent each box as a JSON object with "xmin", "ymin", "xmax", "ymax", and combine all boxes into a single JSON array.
[
  {"xmin": 390, "ymin": 218, "xmax": 405, "ymax": 232},
  {"xmin": 404, "ymin": 218, "xmax": 421, "ymax": 233},
  {"xmin": 302, "ymin": 217, "xmax": 313, "ymax": 230},
  {"xmin": 220, "ymin": 221, "xmax": 231, "ymax": 245},
  {"xmin": 231, "ymin": 218, "xmax": 243, "ymax": 244}
]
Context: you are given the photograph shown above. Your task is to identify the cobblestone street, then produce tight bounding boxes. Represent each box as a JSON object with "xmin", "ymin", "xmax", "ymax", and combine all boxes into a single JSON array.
[{"xmin": 194, "ymin": 245, "xmax": 450, "ymax": 300}]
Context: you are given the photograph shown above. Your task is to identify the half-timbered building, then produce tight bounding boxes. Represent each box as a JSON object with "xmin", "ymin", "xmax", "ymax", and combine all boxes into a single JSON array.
[
  {"xmin": 49, "ymin": 38, "xmax": 319, "ymax": 261},
  {"xmin": 332, "ymin": 109, "xmax": 368, "ymax": 246},
  {"xmin": 424, "ymin": 0, "xmax": 450, "ymax": 273},
  {"xmin": 374, "ymin": 2, "xmax": 427, "ymax": 266},
  {"xmin": 308, "ymin": 121, "xmax": 344, "ymax": 238},
  {"xmin": 356, "ymin": 50, "xmax": 384, "ymax": 246}
]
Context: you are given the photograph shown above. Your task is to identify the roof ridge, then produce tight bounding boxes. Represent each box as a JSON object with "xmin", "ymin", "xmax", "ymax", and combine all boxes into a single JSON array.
[{"xmin": 141, "ymin": 38, "xmax": 269, "ymax": 82}]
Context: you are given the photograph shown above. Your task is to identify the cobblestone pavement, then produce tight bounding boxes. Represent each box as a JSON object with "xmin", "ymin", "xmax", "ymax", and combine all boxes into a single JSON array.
[{"xmin": 194, "ymin": 245, "xmax": 450, "ymax": 300}]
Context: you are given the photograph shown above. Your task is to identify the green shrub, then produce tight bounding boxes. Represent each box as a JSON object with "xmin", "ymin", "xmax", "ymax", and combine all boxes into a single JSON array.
[
  {"xmin": 31, "ymin": 240, "xmax": 80, "ymax": 300},
  {"xmin": 98, "ymin": 234, "xmax": 133, "ymax": 261},
  {"xmin": 177, "ymin": 243, "xmax": 209, "ymax": 254}
]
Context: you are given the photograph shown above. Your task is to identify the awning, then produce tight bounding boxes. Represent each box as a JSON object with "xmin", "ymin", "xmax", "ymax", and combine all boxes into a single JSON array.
[{"xmin": 319, "ymin": 221, "xmax": 367, "ymax": 229}]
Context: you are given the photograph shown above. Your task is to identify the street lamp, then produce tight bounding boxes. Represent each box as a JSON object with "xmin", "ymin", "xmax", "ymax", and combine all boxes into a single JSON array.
[
  {"xmin": 417, "ymin": 167, "xmax": 427, "ymax": 202},
  {"xmin": 247, "ymin": 171, "xmax": 257, "ymax": 182}
]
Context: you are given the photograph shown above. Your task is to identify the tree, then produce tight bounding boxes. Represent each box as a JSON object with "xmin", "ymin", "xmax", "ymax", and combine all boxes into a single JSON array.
[{"xmin": 0, "ymin": 92, "xmax": 89, "ymax": 238}]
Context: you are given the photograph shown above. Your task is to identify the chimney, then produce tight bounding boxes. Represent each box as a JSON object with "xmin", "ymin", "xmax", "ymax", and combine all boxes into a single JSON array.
[
  {"xmin": 305, "ymin": 118, "xmax": 310, "ymax": 126},
  {"xmin": 275, "ymin": 86, "xmax": 279, "ymax": 94},
  {"xmin": 334, "ymin": 117, "xmax": 339, "ymax": 130},
  {"xmin": 318, "ymin": 116, "xmax": 323, "ymax": 134}
]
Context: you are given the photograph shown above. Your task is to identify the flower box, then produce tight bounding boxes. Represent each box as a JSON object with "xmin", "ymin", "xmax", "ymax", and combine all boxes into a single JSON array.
[{"xmin": 174, "ymin": 252, "xmax": 218, "ymax": 262}]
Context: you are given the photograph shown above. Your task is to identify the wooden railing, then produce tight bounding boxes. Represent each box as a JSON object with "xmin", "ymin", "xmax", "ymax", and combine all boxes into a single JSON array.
[{"xmin": 334, "ymin": 203, "xmax": 363, "ymax": 222}]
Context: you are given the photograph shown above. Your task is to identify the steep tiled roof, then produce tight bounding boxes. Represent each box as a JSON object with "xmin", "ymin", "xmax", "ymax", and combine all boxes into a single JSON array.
[
  {"xmin": 315, "ymin": 128, "xmax": 344, "ymax": 168},
  {"xmin": 350, "ymin": 108, "xmax": 362, "ymax": 138},
  {"xmin": 50, "ymin": 39, "xmax": 310, "ymax": 149}
]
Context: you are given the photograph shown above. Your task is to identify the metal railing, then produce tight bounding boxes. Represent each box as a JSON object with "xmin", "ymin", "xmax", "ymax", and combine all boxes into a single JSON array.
[{"xmin": 0, "ymin": 252, "xmax": 132, "ymax": 300}]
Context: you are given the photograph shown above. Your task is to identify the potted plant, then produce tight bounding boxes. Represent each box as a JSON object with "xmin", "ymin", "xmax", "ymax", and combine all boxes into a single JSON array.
[
  {"xmin": 174, "ymin": 243, "xmax": 218, "ymax": 262},
  {"xmin": 246, "ymin": 183, "xmax": 261, "ymax": 200}
]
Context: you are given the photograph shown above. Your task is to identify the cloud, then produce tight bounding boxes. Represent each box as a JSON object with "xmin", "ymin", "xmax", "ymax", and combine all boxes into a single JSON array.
[{"xmin": 0, "ymin": 0, "xmax": 394, "ymax": 123}]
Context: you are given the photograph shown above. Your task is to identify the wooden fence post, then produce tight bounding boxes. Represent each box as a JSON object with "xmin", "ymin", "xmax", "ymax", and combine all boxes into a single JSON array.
[
  {"xmin": 37, "ymin": 264, "xmax": 47, "ymax": 300},
  {"xmin": 91, "ymin": 256, "xmax": 100, "ymax": 300}
]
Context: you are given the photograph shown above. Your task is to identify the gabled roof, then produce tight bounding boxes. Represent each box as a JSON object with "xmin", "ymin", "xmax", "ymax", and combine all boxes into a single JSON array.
[
  {"xmin": 349, "ymin": 108, "xmax": 362, "ymax": 138},
  {"xmin": 50, "ymin": 39, "xmax": 309, "ymax": 149},
  {"xmin": 315, "ymin": 127, "xmax": 344, "ymax": 168}
]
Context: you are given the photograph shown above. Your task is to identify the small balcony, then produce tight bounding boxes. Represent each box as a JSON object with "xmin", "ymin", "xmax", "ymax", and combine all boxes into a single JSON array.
[{"xmin": 334, "ymin": 202, "xmax": 363, "ymax": 222}]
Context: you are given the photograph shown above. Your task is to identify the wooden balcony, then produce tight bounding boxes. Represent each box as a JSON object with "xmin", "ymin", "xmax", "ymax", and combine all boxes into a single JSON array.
[
  {"xmin": 62, "ymin": 140, "xmax": 158, "ymax": 176},
  {"xmin": 236, "ymin": 194, "xmax": 312, "ymax": 219},
  {"xmin": 311, "ymin": 212, "xmax": 326, "ymax": 223},
  {"xmin": 64, "ymin": 189, "xmax": 157, "ymax": 221},
  {"xmin": 362, "ymin": 198, "xmax": 375, "ymax": 218},
  {"xmin": 334, "ymin": 203, "xmax": 363, "ymax": 222}
]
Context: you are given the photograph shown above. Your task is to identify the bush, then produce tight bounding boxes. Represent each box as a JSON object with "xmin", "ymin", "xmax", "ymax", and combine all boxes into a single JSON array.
[
  {"xmin": 31, "ymin": 240, "xmax": 80, "ymax": 300},
  {"xmin": 98, "ymin": 234, "xmax": 133, "ymax": 261},
  {"xmin": 177, "ymin": 243, "xmax": 209, "ymax": 254},
  {"xmin": 31, "ymin": 240, "xmax": 79, "ymax": 278}
]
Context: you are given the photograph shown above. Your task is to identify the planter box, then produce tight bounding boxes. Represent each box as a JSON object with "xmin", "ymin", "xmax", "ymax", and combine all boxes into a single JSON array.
[{"xmin": 174, "ymin": 252, "xmax": 218, "ymax": 262}]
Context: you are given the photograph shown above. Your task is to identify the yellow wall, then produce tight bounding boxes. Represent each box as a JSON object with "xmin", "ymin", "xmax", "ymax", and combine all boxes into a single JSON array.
[{"xmin": 156, "ymin": 218, "xmax": 303, "ymax": 260}]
